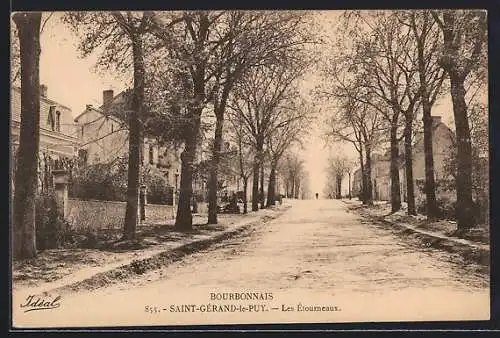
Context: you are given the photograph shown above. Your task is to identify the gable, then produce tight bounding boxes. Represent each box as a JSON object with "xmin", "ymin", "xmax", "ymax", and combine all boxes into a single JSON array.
[
  {"xmin": 74, "ymin": 106, "xmax": 124, "ymax": 125},
  {"xmin": 413, "ymin": 122, "xmax": 455, "ymax": 154},
  {"xmin": 10, "ymin": 86, "xmax": 76, "ymax": 137}
]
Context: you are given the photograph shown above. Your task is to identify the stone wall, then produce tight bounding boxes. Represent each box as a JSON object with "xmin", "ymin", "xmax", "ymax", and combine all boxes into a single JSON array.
[{"xmin": 66, "ymin": 198, "xmax": 175, "ymax": 230}]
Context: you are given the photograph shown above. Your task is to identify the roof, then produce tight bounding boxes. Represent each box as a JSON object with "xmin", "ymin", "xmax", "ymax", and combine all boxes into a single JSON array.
[
  {"xmin": 11, "ymin": 86, "xmax": 79, "ymax": 141},
  {"xmin": 11, "ymin": 86, "xmax": 72, "ymax": 111},
  {"xmin": 411, "ymin": 119, "xmax": 456, "ymax": 150},
  {"xmin": 74, "ymin": 89, "xmax": 164, "ymax": 141},
  {"xmin": 74, "ymin": 90, "xmax": 131, "ymax": 124},
  {"xmin": 73, "ymin": 105, "xmax": 124, "ymax": 125}
]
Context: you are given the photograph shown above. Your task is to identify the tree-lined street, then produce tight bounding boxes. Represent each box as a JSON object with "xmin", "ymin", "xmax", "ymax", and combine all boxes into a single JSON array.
[
  {"xmin": 13, "ymin": 198, "xmax": 488, "ymax": 327},
  {"xmin": 10, "ymin": 9, "xmax": 490, "ymax": 327}
]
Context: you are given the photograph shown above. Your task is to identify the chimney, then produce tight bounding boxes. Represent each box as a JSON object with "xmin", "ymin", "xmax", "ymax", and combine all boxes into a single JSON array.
[
  {"xmin": 40, "ymin": 84, "xmax": 47, "ymax": 98},
  {"xmin": 102, "ymin": 90, "xmax": 114, "ymax": 113},
  {"xmin": 431, "ymin": 116, "xmax": 442, "ymax": 126}
]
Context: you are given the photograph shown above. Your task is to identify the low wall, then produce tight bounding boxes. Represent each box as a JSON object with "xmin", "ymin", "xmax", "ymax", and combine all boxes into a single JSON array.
[{"xmin": 66, "ymin": 198, "xmax": 175, "ymax": 230}]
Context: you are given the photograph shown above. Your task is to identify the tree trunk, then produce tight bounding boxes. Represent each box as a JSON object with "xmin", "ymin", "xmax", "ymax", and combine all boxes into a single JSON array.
[
  {"xmin": 358, "ymin": 146, "xmax": 367, "ymax": 204},
  {"xmin": 243, "ymin": 177, "xmax": 248, "ymax": 214},
  {"xmin": 208, "ymin": 81, "xmax": 231, "ymax": 223},
  {"xmin": 390, "ymin": 124, "xmax": 401, "ymax": 212},
  {"xmin": 365, "ymin": 146, "xmax": 373, "ymax": 206},
  {"xmin": 175, "ymin": 136, "xmax": 197, "ymax": 231},
  {"xmin": 12, "ymin": 12, "xmax": 41, "ymax": 260},
  {"xmin": 450, "ymin": 74, "xmax": 475, "ymax": 229},
  {"xmin": 404, "ymin": 117, "xmax": 416, "ymax": 215},
  {"xmin": 348, "ymin": 172, "xmax": 352, "ymax": 199},
  {"xmin": 422, "ymin": 104, "xmax": 439, "ymax": 219},
  {"xmin": 416, "ymin": 26, "xmax": 440, "ymax": 220},
  {"xmin": 251, "ymin": 156, "xmax": 260, "ymax": 211},
  {"xmin": 123, "ymin": 35, "xmax": 145, "ymax": 240},
  {"xmin": 266, "ymin": 163, "xmax": 277, "ymax": 207},
  {"xmin": 335, "ymin": 176, "xmax": 342, "ymax": 199},
  {"xmin": 294, "ymin": 178, "xmax": 300, "ymax": 199},
  {"xmin": 207, "ymin": 112, "xmax": 223, "ymax": 224},
  {"xmin": 259, "ymin": 161, "xmax": 265, "ymax": 208},
  {"xmin": 176, "ymin": 14, "xmax": 208, "ymax": 230},
  {"xmin": 252, "ymin": 139, "xmax": 263, "ymax": 211}
]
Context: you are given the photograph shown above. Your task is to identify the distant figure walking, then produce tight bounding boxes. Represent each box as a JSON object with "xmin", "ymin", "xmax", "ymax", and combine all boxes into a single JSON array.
[{"xmin": 315, "ymin": 193, "xmax": 319, "ymax": 199}]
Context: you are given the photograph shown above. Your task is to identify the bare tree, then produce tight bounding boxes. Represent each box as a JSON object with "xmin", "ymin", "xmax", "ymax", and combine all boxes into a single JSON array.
[
  {"xmin": 339, "ymin": 12, "xmax": 427, "ymax": 213},
  {"xmin": 148, "ymin": 11, "xmax": 307, "ymax": 227},
  {"xmin": 228, "ymin": 59, "xmax": 307, "ymax": 210},
  {"xmin": 12, "ymin": 12, "xmax": 42, "ymax": 260},
  {"xmin": 282, "ymin": 152, "xmax": 305, "ymax": 199},
  {"xmin": 299, "ymin": 170, "xmax": 311, "ymax": 200},
  {"xmin": 148, "ymin": 11, "xmax": 215, "ymax": 231},
  {"xmin": 326, "ymin": 155, "xmax": 350, "ymax": 199},
  {"xmin": 431, "ymin": 10, "xmax": 487, "ymax": 230},
  {"xmin": 64, "ymin": 11, "xmax": 169, "ymax": 239},
  {"xmin": 265, "ymin": 99, "xmax": 311, "ymax": 207},
  {"xmin": 228, "ymin": 114, "xmax": 254, "ymax": 213},
  {"xmin": 204, "ymin": 12, "xmax": 250, "ymax": 224},
  {"xmin": 205, "ymin": 11, "xmax": 314, "ymax": 223},
  {"xmin": 394, "ymin": 10, "xmax": 447, "ymax": 219},
  {"xmin": 318, "ymin": 62, "xmax": 384, "ymax": 206}
]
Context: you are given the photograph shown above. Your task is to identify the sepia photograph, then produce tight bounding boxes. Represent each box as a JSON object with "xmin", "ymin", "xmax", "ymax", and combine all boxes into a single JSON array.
[{"xmin": 10, "ymin": 9, "xmax": 489, "ymax": 328}]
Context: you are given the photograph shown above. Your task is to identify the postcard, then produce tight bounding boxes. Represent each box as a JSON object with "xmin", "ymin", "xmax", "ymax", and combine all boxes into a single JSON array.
[{"xmin": 10, "ymin": 9, "xmax": 489, "ymax": 328}]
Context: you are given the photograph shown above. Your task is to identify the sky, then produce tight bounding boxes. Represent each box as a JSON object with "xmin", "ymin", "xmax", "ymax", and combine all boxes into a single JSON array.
[
  {"xmin": 38, "ymin": 13, "xmax": 128, "ymax": 115},
  {"xmin": 19, "ymin": 11, "xmax": 484, "ymax": 199}
]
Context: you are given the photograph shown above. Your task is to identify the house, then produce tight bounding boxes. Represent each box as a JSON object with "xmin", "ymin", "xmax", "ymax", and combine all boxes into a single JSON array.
[
  {"xmin": 10, "ymin": 85, "xmax": 80, "ymax": 191},
  {"xmin": 350, "ymin": 115, "xmax": 455, "ymax": 202},
  {"xmin": 351, "ymin": 153, "xmax": 390, "ymax": 201},
  {"xmin": 398, "ymin": 115, "xmax": 456, "ymax": 202},
  {"xmin": 11, "ymin": 85, "xmax": 80, "ymax": 158},
  {"xmin": 371, "ymin": 153, "xmax": 390, "ymax": 201},
  {"xmin": 351, "ymin": 167, "xmax": 363, "ymax": 198},
  {"xmin": 74, "ymin": 90, "xmax": 183, "ymax": 197}
]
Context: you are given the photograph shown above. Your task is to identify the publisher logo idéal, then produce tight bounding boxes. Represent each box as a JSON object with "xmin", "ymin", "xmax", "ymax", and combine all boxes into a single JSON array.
[{"xmin": 20, "ymin": 294, "xmax": 62, "ymax": 313}]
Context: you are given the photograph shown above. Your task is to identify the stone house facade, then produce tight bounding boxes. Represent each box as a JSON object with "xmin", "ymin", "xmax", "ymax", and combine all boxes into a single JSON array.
[
  {"xmin": 10, "ymin": 85, "xmax": 80, "ymax": 192},
  {"xmin": 398, "ymin": 116, "xmax": 456, "ymax": 202},
  {"xmin": 351, "ymin": 153, "xmax": 390, "ymax": 201},
  {"xmin": 351, "ymin": 116, "xmax": 456, "ymax": 202},
  {"xmin": 371, "ymin": 153, "xmax": 391, "ymax": 201},
  {"xmin": 74, "ymin": 90, "xmax": 183, "ymax": 192}
]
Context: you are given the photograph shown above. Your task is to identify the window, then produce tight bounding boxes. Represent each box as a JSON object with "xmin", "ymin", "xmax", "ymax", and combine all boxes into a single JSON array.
[
  {"xmin": 81, "ymin": 126, "xmax": 84, "ymax": 137},
  {"xmin": 149, "ymin": 145, "xmax": 154, "ymax": 165},
  {"xmin": 111, "ymin": 124, "xmax": 114, "ymax": 133},
  {"xmin": 55, "ymin": 111, "xmax": 61, "ymax": 132},
  {"xmin": 47, "ymin": 106, "xmax": 56, "ymax": 131}
]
